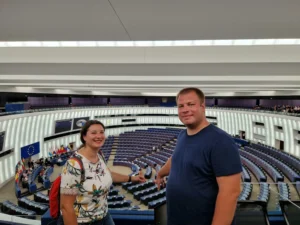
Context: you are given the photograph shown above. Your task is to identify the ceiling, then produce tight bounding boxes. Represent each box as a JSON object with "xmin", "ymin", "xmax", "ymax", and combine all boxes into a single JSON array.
[
  {"xmin": 1, "ymin": 0, "xmax": 300, "ymax": 97},
  {"xmin": 1, "ymin": 0, "xmax": 300, "ymax": 41}
]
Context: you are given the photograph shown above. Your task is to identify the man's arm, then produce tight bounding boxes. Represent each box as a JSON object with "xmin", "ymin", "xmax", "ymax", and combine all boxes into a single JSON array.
[
  {"xmin": 211, "ymin": 173, "xmax": 241, "ymax": 225},
  {"xmin": 158, "ymin": 157, "xmax": 172, "ymax": 177},
  {"xmin": 155, "ymin": 157, "xmax": 172, "ymax": 190}
]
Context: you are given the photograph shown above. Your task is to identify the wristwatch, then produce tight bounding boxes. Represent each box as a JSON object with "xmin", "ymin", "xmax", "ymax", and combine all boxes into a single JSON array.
[{"xmin": 128, "ymin": 175, "xmax": 132, "ymax": 182}]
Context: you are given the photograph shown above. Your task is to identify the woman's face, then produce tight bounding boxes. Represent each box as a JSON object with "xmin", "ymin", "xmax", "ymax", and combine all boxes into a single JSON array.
[{"xmin": 83, "ymin": 124, "xmax": 106, "ymax": 149}]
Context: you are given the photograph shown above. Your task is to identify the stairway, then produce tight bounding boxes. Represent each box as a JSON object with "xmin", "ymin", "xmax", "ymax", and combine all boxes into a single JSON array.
[{"xmin": 107, "ymin": 136, "xmax": 118, "ymax": 167}]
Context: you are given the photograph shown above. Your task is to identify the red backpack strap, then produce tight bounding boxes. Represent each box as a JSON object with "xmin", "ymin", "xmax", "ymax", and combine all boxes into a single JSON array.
[
  {"xmin": 98, "ymin": 150, "xmax": 106, "ymax": 164},
  {"xmin": 70, "ymin": 154, "xmax": 85, "ymax": 183}
]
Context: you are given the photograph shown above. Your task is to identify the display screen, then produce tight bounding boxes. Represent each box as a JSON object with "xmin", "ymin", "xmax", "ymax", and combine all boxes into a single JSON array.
[
  {"xmin": 54, "ymin": 119, "xmax": 72, "ymax": 134},
  {"xmin": 0, "ymin": 131, "xmax": 5, "ymax": 152},
  {"xmin": 73, "ymin": 117, "xmax": 90, "ymax": 130}
]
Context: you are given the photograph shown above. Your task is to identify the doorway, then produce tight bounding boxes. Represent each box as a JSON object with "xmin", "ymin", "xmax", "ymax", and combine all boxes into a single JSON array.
[
  {"xmin": 275, "ymin": 139, "xmax": 284, "ymax": 151},
  {"xmin": 239, "ymin": 130, "xmax": 246, "ymax": 139}
]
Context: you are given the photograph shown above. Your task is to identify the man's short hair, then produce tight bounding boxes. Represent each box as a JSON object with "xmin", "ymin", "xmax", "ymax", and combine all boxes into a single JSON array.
[{"xmin": 176, "ymin": 87, "xmax": 205, "ymax": 104}]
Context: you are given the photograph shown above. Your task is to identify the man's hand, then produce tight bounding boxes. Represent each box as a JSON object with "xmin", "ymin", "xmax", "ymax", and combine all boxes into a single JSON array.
[
  {"xmin": 131, "ymin": 170, "xmax": 146, "ymax": 183},
  {"xmin": 155, "ymin": 173, "xmax": 166, "ymax": 190}
]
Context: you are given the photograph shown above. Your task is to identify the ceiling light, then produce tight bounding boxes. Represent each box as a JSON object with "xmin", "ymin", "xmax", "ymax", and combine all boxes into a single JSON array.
[
  {"xmin": 97, "ymin": 41, "xmax": 115, "ymax": 47},
  {"xmin": 60, "ymin": 41, "xmax": 78, "ymax": 47},
  {"xmin": 115, "ymin": 41, "xmax": 134, "ymax": 47},
  {"xmin": 78, "ymin": 41, "xmax": 97, "ymax": 47},
  {"xmin": 193, "ymin": 40, "xmax": 213, "ymax": 46},
  {"xmin": 42, "ymin": 42, "xmax": 60, "ymax": 47},
  {"xmin": 253, "ymin": 39, "xmax": 275, "ymax": 45},
  {"xmin": 153, "ymin": 41, "xmax": 173, "ymax": 46},
  {"xmin": 6, "ymin": 42, "xmax": 23, "ymax": 47},
  {"xmin": 274, "ymin": 39, "xmax": 297, "ymax": 45},
  {"xmin": 134, "ymin": 41, "xmax": 154, "ymax": 46},
  {"xmin": 213, "ymin": 40, "xmax": 233, "ymax": 45},
  {"xmin": 233, "ymin": 39, "xmax": 253, "ymax": 45},
  {"xmin": 173, "ymin": 40, "xmax": 193, "ymax": 46},
  {"xmin": 23, "ymin": 42, "xmax": 42, "ymax": 47}
]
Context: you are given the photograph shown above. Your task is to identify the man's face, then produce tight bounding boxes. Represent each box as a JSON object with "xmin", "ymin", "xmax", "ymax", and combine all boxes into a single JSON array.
[{"xmin": 177, "ymin": 91, "xmax": 205, "ymax": 128}]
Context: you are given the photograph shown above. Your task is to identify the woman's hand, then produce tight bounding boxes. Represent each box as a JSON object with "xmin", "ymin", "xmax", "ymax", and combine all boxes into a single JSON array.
[{"xmin": 131, "ymin": 171, "xmax": 146, "ymax": 183}]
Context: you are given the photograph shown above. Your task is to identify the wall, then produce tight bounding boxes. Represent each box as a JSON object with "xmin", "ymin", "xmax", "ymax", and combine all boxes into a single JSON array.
[{"xmin": 1, "ymin": 106, "xmax": 300, "ymax": 186}]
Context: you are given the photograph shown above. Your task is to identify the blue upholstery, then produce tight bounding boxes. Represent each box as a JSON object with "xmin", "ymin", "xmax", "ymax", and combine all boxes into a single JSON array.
[
  {"xmin": 108, "ymin": 195, "xmax": 125, "ymax": 202},
  {"xmin": 241, "ymin": 156, "xmax": 267, "ymax": 182},
  {"xmin": 109, "ymin": 189, "xmax": 120, "ymax": 196},
  {"xmin": 148, "ymin": 196, "xmax": 166, "ymax": 209},
  {"xmin": 127, "ymin": 180, "xmax": 155, "ymax": 193},
  {"xmin": 238, "ymin": 183, "xmax": 252, "ymax": 200},
  {"xmin": 277, "ymin": 182, "xmax": 290, "ymax": 200},
  {"xmin": 296, "ymin": 181, "xmax": 300, "ymax": 197},
  {"xmin": 34, "ymin": 192, "xmax": 49, "ymax": 204},
  {"xmin": 2, "ymin": 200, "xmax": 36, "ymax": 219},
  {"xmin": 18, "ymin": 197, "xmax": 48, "ymax": 214},
  {"xmin": 108, "ymin": 200, "xmax": 132, "ymax": 208},
  {"xmin": 240, "ymin": 150, "xmax": 283, "ymax": 182},
  {"xmin": 252, "ymin": 143, "xmax": 300, "ymax": 172},
  {"xmin": 133, "ymin": 185, "xmax": 158, "ymax": 200},
  {"xmin": 140, "ymin": 189, "xmax": 166, "ymax": 205},
  {"xmin": 245, "ymin": 147, "xmax": 300, "ymax": 182},
  {"xmin": 258, "ymin": 183, "xmax": 270, "ymax": 202},
  {"xmin": 144, "ymin": 166, "xmax": 152, "ymax": 179},
  {"xmin": 242, "ymin": 166, "xmax": 251, "ymax": 182}
]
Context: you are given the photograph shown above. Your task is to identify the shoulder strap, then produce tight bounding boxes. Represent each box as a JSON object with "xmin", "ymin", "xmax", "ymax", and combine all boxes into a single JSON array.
[
  {"xmin": 98, "ymin": 150, "xmax": 106, "ymax": 164},
  {"xmin": 70, "ymin": 154, "xmax": 85, "ymax": 183}
]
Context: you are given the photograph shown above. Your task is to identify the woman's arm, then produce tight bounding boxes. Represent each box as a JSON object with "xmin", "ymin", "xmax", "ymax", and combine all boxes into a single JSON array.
[
  {"xmin": 60, "ymin": 194, "xmax": 78, "ymax": 225},
  {"xmin": 110, "ymin": 170, "xmax": 146, "ymax": 184}
]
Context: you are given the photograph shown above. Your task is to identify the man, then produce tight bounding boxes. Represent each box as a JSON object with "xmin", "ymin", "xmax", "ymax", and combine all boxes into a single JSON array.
[{"xmin": 155, "ymin": 87, "xmax": 242, "ymax": 225}]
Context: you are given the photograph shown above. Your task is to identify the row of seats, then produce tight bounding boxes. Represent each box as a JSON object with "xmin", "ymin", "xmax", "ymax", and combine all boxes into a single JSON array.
[
  {"xmin": 238, "ymin": 183, "xmax": 252, "ymax": 200},
  {"xmin": 241, "ymin": 157, "xmax": 267, "ymax": 182},
  {"xmin": 18, "ymin": 197, "xmax": 48, "ymax": 215},
  {"xmin": 258, "ymin": 183, "xmax": 270, "ymax": 202},
  {"xmin": 252, "ymin": 143, "xmax": 300, "ymax": 172},
  {"xmin": 155, "ymin": 151, "xmax": 172, "ymax": 158},
  {"xmin": 245, "ymin": 147, "xmax": 300, "ymax": 182},
  {"xmin": 133, "ymin": 185, "xmax": 158, "ymax": 200},
  {"xmin": 109, "ymin": 189, "xmax": 120, "ymax": 196},
  {"xmin": 278, "ymin": 182, "xmax": 290, "ymax": 200},
  {"xmin": 108, "ymin": 195, "xmax": 125, "ymax": 202},
  {"xmin": 127, "ymin": 180, "xmax": 154, "ymax": 193},
  {"xmin": 113, "ymin": 161, "xmax": 140, "ymax": 174},
  {"xmin": 144, "ymin": 166, "xmax": 152, "ymax": 179},
  {"xmin": 42, "ymin": 167, "xmax": 54, "ymax": 189},
  {"xmin": 108, "ymin": 200, "xmax": 132, "ymax": 209},
  {"xmin": 242, "ymin": 166, "xmax": 251, "ymax": 182},
  {"xmin": 34, "ymin": 192, "xmax": 49, "ymax": 204},
  {"xmin": 148, "ymin": 196, "xmax": 166, "ymax": 209},
  {"xmin": 28, "ymin": 165, "xmax": 43, "ymax": 185},
  {"xmin": 146, "ymin": 155, "xmax": 166, "ymax": 166},
  {"xmin": 240, "ymin": 150, "xmax": 284, "ymax": 182},
  {"xmin": 297, "ymin": 181, "xmax": 300, "ymax": 196},
  {"xmin": 139, "ymin": 157, "xmax": 157, "ymax": 167},
  {"xmin": 141, "ymin": 189, "xmax": 166, "ymax": 205},
  {"xmin": 133, "ymin": 159, "xmax": 148, "ymax": 169},
  {"xmin": 1, "ymin": 200, "xmax": 36, "ymax": 219}
]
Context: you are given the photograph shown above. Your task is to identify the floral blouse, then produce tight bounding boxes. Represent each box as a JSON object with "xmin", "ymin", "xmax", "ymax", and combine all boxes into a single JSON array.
[{"xmin": 60, "ymin": 152, "xmax": 113, "ymax": 223}]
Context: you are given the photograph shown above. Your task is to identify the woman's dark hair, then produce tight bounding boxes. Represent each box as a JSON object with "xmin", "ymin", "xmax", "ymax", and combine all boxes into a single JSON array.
[{"xmin": 79, "ymin": 120, "xmax": 105, "ymax": 148}]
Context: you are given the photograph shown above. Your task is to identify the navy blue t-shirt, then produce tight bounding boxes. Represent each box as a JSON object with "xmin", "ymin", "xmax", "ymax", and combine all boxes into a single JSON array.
[{"xmin": 166, "ymin": 124, "xmax": 242, "ymax": 225}]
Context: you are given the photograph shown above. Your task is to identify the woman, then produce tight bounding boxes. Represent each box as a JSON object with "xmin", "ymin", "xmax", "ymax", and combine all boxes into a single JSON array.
[{"xmin": 59, "ymin": 120, "xmax": 146, "ymax": 225}]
